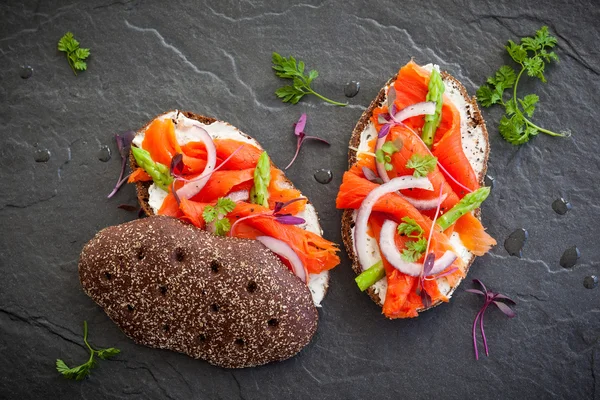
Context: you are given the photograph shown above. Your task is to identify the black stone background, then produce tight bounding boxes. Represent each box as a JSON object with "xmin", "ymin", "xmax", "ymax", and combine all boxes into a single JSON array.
[{"xmin": 1, "ymin": 0, "xmax": 599, "ymax": 399}]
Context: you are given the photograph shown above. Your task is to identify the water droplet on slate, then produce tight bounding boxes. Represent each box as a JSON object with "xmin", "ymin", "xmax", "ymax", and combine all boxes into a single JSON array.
[
  {"xmin": 484, "ymin": 174, "xmax": 495, "ymax": 190},
  {"xmin": 344, "ymin": 81, "xmax": 360, "ymax": 98},
  {"xmin": 552, "ymin": 198, "xmax": 572, "ymax": 215},
  {"xmin": 98, "ymin": 145, "xmax": 112, "ymax": 162},
  {"xmin": 20, "ymin": 65, "xmax": 33, "ymax": 79},
  {"xmin": 504, "ymin": 228, "xmax": 528, "ymax": 258},
  {"xmin": 559, "ymin": 246, "xmax": 580, "ymax": 268},
  {"xmin": 583, "ymin": 275, "xmax": 598, "ymax": 289},
  {"xmin": 34, "ymin": 148, "xmax": 50, "ymax": 162},
  {"xmin": 314, "ymin": 169, "xmax": 333, "ymax": 184}
]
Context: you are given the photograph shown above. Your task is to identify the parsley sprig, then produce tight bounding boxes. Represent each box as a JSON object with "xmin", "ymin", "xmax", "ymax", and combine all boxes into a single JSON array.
[
  {"xmin": 406, "ymin": 154, "xmax": 437, "ymax": 178},
  {"xmin": 56, "ymin": 321, "xmax": 120, "ymax": 380},
  {"xmin": 57, "ymin": 32, "xmax": 90, "ymax": 75},
  {"xmin": 272, "ymin": 53, "xmax": 347, "ymax": 106},
  {"xmin": 477, "ymin": 26, "xmax": 570, "ymax": 145},
  {"xmin": 397, "ymin": 217, "xmax": 427, "ymax": 262},
  {"xmin": 203, "ymin": 198, "xmax": 236, "ymax": 236}
]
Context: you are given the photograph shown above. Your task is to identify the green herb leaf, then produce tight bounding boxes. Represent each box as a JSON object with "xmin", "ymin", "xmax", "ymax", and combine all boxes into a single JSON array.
[
  {"xmin": 202, "ymin": 197, "xmax": 237, "ymax": 236},
  {"xmin": 401, "ymin": 238, "xmax": 428, "ymax": 262},
  {"xmin": 57, "ymin": 32, "xmax": 90, "ymax": 75},
  {"xmin": 202, "ymin": 206, "xmax": 218, "ymax": 223},
  {"xmin": 478, "ymin": 26, "xmax": 570, "ymax": 145},
  {"xmin": 519, "ymin": 94, "xmax": 539, "ymax": 118},
  {"xmin": 56, "ymin": 321, "xmax": 120, "ymax": 381},
  {"xmin": 271, "ymin": 52, "xmax": 346, "ymax": 106},
  {"xmin": 214, "ymin": 218, "xmax": 231, "ymax": 236},
  {"xmin": 397, "ymin": 217, "xmax": 424, "ymax": 239},
  {"xmin": 406, "ymin": 154, "xmax": 437, "ymax": 178},
  {"xmin": 216, "ymin": 198, "xmax": 236, "ymax": 214},
  {"xmin": 96, "ymin": 348, "xmax": 121, "ymax": 360}
]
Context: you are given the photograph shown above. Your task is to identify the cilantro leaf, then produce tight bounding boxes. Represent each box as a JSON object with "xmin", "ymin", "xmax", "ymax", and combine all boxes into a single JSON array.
[
  {"xmin": 214, "ymin": 218, "xmax": 231, "ymax": 236},
  {"xmin": 397, "ymin": 217, "xmax": 424, "ymax": 239},
  {"xmin": 406, "ymin": 154, "xmax": 437, "ymax": 178},
  {"xmin": 56, "ymin": 321, "xmax": 120, "ymax": 381},
  {"xmin": 216, "ymin": 198, "xmax": 236, "ymax": 214},
  {"xmin": 506, "ymin": 40, "xmax": 527, "ymax": 63},
  {"xmin": 96, "ymin": 348, "xmax": 121, "ymax": 360},
  {"xmin": 202, "ymin": 205, "xmax": 218, "ymax": 223},
  {"xmin": 477, "ymin": 26, "xmax": 570, "ymax": 145},
  {"xmin": 57, "ymin": 32, "xmax": 90, "ymax": 75},
  {"xmin": 519, "ymin": 94, "xmax": 539, "ymax": 117},
  {"xmin": 523, "ymin": 56, "xmax": 545, "ymax": 82},
  {"xmin": 203, "ymin": 197, "xmax": 236, "ymax": 236},
  {"xmin": 476, "ymin": 85, "xmax": 498, "ymax": 107},
  {"xmin": 401, "ymin": 238, "xmax": 428, "ymax": 262},
  {"xmin": 272, "ymin": 52, "xmax": 346, "ymax": 106}
]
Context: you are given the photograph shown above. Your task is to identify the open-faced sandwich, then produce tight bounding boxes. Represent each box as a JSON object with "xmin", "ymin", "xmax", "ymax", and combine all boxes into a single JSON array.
[
  {"xmin": 336, "ymin": 61, "xmax": 496, "ymax": 319},
  {"xmin": 128, "ymin": 110, "xmax": 339, "ymax": 306},
  {"xmin": 80, "ymin": 111, "xmax": 340, "ymax": 368}
]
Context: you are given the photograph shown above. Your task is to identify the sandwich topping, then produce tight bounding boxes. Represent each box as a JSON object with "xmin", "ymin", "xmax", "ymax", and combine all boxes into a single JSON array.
[
  {"xmin": 128, "ymin": 111, "xmax": 340, "ymax": 306},
  {"xmin": 336, "ymin": 61, "xmax": 497, "ymax": 318}
]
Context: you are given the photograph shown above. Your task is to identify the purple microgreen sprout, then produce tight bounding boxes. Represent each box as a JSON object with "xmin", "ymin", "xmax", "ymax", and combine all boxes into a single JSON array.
[
  {"xmin": 170, "ymin": 153, "xmax": 185, "ymax": 179},
  {"xmin": 467, "ymin": 279, "xmax": 516, "ymax": 360},
  {"xmin": 417, "ymin": 252, "xmax": 436, "ymax": 308},
  {"xmin": 272, "ymin": 198, "xmax": 306, "ymax": 225},
  {"xmin": 285, "ymin": 113, "xmax": 330, "ymax": 170},
  {"xmin": 107, "ymin": 130, "xmax": 136, "ymax": 198}
]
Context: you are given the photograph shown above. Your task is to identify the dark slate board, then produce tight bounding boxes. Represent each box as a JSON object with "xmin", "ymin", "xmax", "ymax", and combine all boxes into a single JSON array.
[{"xmin": 1, "ymin": 0, "xmax": 599, "ymax": 398}]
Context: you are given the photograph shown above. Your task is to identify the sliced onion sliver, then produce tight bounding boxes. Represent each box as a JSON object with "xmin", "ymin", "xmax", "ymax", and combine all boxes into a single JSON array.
[
  {"xmin": 402, "ymin": 192, "xmax": 449, "ymax": 211},
  {"xmin": 256, "ymin": 236, "xmax": 306, "ymax": 283},
  {"xmin": 225, "ymin": 190, "xmax": 250, "ymax": 203},
  {"xmin": 379, "ymin": 220, "xmax": 457, "ymax": 277},
  {"xmin": 374, "ymin": 134, "xmax": 445, "ymax": 210},
  {"xmin": 390, "ymin": 101, "xmax": 436, "ymax": 123},
  {"xmin": 354, "ymin": 176, "xmax": 433, "ymax": 271},
  {"xmin": 176, "ymin": 124, "xmax": 217, "ymax": 199}
]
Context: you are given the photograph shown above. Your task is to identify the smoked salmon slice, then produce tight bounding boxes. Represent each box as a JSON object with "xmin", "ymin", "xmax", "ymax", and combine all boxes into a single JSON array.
[
  {"xmin": 453, "ymin": 212, "xmax": 497, "ymax": 256},
  {"xmin": 381, "ymin": 61, "xmax": 480, "ymax": 195}
]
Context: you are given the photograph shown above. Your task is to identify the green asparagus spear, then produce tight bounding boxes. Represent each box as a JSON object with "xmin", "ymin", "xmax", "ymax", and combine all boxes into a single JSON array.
[
  {"xmin": 250, "ymin": 151, "xmax": 271, "ymax": 207},
  {"xmin": 437, "ymin": 187, "xmax": 491, "ymax": 231},
  {"xmin": 355, "ymin": 260, "xmax": 385, "ymax": 291},
  {"xmin": 131, "ymin": 146, "xmax": 173, "ymax": 191},
  {"xmin": 422, "ymin": 69, "xmax": 445, "ymax": 147}
]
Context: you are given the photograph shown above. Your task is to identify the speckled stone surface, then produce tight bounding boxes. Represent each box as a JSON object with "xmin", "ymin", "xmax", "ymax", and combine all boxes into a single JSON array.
[{"xmin": 1, "ymin": 0, "xmax": 599, "ymax": 399}]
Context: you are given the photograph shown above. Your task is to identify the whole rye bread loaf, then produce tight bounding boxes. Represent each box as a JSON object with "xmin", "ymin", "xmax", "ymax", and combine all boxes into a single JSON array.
[{"xmin": 79, "ymin": 216, "xmax": 318, "ymax": 368}]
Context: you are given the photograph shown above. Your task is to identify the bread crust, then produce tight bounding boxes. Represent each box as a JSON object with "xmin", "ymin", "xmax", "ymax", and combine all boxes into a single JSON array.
[{"xmin": 341, "ymin": 68, "xmax": 490, "ymax": 314}]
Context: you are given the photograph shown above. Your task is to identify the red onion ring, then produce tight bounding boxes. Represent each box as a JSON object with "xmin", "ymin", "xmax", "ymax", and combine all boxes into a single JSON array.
[
  {"xmin": 379, "ymin": 219, "xmax": 457, "ymax": 277},
  {"xmin": 256, "ymin": 236, "xmax": 306, "ymax": 282},
  {"xmin": 389, "ymin": 101, "xmax": 436, "ymax": 123},
  {"xmin": 354, "ymin": 176, "xmax": 433, "ymax": 271},
  {"xmin": 374, "ymin": 134, "xmax": 446, "ymax": 210},
  {"xmin": 176, "ymin": 124, "xmax": 217, "ymax": 199}
]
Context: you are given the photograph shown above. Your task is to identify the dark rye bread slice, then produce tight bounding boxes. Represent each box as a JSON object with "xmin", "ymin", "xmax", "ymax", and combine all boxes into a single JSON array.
[
  {"xmin": 79, "ymin": 216, "xmax": 318, "ymax": 368},
  {"xmin": 341, "ymin": 67, "xmax": 490, "ymax": 313}
]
